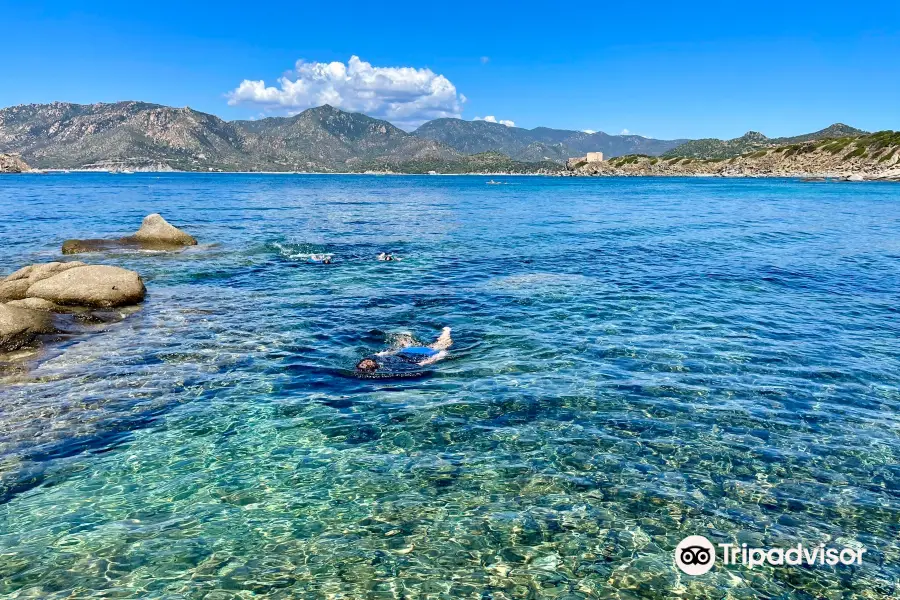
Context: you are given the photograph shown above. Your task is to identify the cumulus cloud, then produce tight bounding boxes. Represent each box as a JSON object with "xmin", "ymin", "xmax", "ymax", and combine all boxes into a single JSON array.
[
  {"xmin": 226, "ymin": 55, "xmax": 465, "ymax": 129},
  {"xmin": 620, "ymin": 128, "xmax": 632, "ymax": 135},
  {"xmin": 474, "ymin": 115, "xmax": 515, "ymax": 127},
  {"xmin": 582, "ymin": 129, "xmax": 596, "ymax": 134}
]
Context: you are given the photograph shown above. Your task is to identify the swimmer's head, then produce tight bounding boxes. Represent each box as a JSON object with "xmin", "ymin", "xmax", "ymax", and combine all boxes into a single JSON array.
[{"xmin": 356, "ymin": 358, "xmax": 379, "ymax": 373}]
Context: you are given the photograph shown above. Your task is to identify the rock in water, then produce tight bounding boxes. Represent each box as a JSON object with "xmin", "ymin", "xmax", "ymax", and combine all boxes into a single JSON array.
[
  {"xmin": 132, "ymin": 213, "xmax": 197, "ymax": 246},
  {"xmin": 26, "ymin": 265, "xmax": 146, "ymax": 308},
  {"xmin": 62, "ymin": 213, "xmax": 197, "ymax": 254},
  {"xmin": 0, "ymin": 304, "xmax": 55, "ymax": 352}
]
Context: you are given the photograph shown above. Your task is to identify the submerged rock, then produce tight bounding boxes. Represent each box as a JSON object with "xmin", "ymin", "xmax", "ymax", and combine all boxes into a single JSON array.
[
  {"xmin": 62, "ymin": 213, "xmax": 197, "ymax": 254},
  {"xmin": 0, "ymin": 304, "xmax": 55, "ymax": 352}
]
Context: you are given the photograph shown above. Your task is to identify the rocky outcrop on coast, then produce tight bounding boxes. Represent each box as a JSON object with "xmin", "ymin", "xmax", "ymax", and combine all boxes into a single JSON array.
[
  {"xmin": 63, "ymin": 213, "xmax": 198, "ymax": 254},
  {"xmin": 567, "ymin": 131, "xmax": 900, "ymax": 180},
  {"xmin": 0, "ymin": 262, "xmax": 146, "ymax": 353},
  {"xmin": 0, "ymin": 153, "xmax": 29, "ymax": 173}
]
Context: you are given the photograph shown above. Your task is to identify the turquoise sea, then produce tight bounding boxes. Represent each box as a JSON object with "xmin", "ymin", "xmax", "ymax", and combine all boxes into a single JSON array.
[{"xmin": 0, "ymin": 173, "xmax": 898, "ymax": 599}]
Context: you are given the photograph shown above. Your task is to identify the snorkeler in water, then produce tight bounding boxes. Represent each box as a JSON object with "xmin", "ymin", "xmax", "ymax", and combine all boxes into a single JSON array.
[
  {"xmin": 308, "ymin": 254, "xmax": 333, "ymax": 264},
  {"xmin": 377, "ymin": 252, "xmax": 400, "ymax": 261},
  {"xmin": 356, "ymin": 327, "xmax": 452, "ymax": 374}
]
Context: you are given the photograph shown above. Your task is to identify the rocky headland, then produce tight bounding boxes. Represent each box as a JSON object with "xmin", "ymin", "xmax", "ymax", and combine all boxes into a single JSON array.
[
  {"xmin": 567, "ymin": 131, "xmax": 900, "ymax": 180},
  {"xmin": 0, "ymin": 153, "xmax": 29, "ymax": 173}
]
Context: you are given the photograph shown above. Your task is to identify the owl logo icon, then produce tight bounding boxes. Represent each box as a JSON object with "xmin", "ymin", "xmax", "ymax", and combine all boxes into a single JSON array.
[{"xmin": 675, "ymin": 536, "xmax": 716, "ymax": 575}]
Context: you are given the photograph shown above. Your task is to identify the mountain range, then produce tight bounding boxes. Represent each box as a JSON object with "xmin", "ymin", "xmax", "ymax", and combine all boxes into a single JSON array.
[
  {"xmin": 0, "ymin": 102, "xmax": 458, "ymax": 172},
  {"xmin": 0, "ymin": 101, "xmax": 685, "ymax": 172},
  {"xmin": 0, "ymin": 101, "xmax": 869, "ymax": 172}
]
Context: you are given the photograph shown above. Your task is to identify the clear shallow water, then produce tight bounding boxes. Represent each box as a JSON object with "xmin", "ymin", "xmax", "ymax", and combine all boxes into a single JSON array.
[{"xmin": 0, "ymin": 173, "xmax": 898, "ymax": 599}]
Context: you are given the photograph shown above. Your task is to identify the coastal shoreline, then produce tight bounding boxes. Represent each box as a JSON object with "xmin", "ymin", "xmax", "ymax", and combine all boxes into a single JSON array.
[{"xmin": 17, "ymin": 169, "xmax": 900, "ymax": 181}]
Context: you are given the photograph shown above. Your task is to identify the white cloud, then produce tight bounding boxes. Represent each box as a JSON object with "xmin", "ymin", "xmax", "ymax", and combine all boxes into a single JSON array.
[
  {"xmin": 480, "ymin": 56, "xmax": 490, "ymax": 64},
  {"xmin": 582, "ymin": 129, "xmax": 596, "ymax": 134},
  {"xmin": 474, "ymin": 115, "xmax": 515, "ymax": 127},
  {"xmin": 620, "ymin": 128, "xmax": 632, "ymax": 135},
  {"xmin": 226, "ymin": 55, "xmax": 465, "ymax": 129}
]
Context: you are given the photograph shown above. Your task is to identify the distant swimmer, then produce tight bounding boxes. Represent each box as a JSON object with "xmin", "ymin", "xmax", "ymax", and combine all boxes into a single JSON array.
[
  {"xmin": 377, "ymin": 252, "xmax": 401, "ymax": 261},
  {"xmin": 308, "ymin": 254, "xmax": 333, "ymax": 264},
  {"xmin": 356, "ymin": 327, "xmax": 453, "ymax": 375}
]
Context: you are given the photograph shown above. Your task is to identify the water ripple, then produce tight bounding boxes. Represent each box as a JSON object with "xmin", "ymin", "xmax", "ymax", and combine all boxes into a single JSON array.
[{"xmin": 0, "ymin": 174, "xmax": 898, "ymax": 598}]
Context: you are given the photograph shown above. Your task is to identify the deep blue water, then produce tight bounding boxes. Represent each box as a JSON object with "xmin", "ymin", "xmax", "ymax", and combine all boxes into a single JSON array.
[{"xmin": 0, "ymin": 173, "xmax": 899, "ymax": 598}]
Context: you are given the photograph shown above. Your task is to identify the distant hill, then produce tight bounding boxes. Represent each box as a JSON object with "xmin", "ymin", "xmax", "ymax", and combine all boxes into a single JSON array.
[
  {"xmin": 772, "ymin": 123, "xmax": 867, "ymax": 145},
  {"xmin": 663, "ymin": 123, "xmax": 867, "ymax": 159},
  {"xmin": 413, "ymin": 118, "xmax": 687, "ymax": 161},
  {"xmin": 0, "ymin": 101, "xmax": 258, "ymax": 171}
]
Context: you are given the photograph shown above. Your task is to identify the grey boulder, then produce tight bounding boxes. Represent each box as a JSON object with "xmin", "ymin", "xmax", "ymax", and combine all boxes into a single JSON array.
[
  {"xmin": 26, "ymin": 265, "xmax": 146, "ymax": 308},
  {"xmin": 132, "ymin": 213, "xmax": 198, "ymax": 245}
]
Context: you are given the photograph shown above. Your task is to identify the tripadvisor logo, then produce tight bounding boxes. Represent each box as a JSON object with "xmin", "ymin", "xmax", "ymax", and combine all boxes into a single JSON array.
[
  {"xmin": 674, "ymin": 535, "xmax": 866, "ymax": 575},
  {"xmin": 675, "ymin": 536, "xmax": 716, "ymax": 575}
]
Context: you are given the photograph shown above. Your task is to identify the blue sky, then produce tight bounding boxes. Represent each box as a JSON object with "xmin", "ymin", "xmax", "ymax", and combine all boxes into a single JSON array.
[{"xmin": 2, "ymin": 0, "xmax": 898, "ymax": 139}]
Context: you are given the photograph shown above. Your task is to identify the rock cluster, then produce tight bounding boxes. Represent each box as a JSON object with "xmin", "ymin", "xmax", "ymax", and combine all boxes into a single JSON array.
[
  {"xmin": 1, "ymin": 214, "xmax": 196, "ymax": 360},
  {"xmin": 0, "ymin": 262, "xmax": 146, "ymax": 353},
  {"xmin": 63, "ymin": 213, "xmax": 197, "ymax": 254}
]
